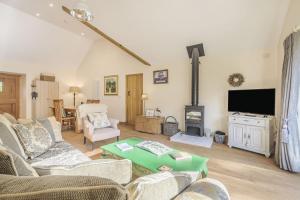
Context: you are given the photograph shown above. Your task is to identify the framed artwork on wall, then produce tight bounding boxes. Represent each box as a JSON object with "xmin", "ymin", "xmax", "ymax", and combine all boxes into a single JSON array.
[
  {"xmin": 153, "ymin": 69, "xmax": 168, "ymax": 84},
  {"xmin": 104, "ymin": 75, "xmax": 118, "ymax": 95}
]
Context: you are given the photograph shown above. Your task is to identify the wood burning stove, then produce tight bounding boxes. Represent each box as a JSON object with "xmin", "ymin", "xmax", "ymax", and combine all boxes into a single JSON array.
[{"xmin": 185, "ymin": 44, "xmax": 205, "ymax": 137}]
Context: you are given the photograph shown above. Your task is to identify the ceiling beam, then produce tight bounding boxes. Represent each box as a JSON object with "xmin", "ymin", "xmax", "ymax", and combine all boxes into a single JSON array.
[{"xmin": 62, "ymin": 6, "xmax": 151, "ymax": 66}]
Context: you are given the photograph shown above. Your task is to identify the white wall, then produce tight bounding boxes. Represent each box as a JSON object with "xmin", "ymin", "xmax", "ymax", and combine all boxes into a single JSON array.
[
  {"xmin": 0, "ymin": 3, "xmax": 92, "ymax": 118},
  {"xmin": 77, "ymin": 36, "xmax": 278, "ymax": 132}
]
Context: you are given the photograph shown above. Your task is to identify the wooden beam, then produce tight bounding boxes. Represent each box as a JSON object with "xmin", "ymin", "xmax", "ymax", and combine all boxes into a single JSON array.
[{"xmin": 62, "ymin": 6, "xmax": 151, "ymax": 66}]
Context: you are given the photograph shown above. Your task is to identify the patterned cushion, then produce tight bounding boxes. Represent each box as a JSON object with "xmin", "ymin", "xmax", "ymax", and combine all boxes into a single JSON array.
[
  {"xmin": 127, "ymin": 172, "xmax": 193, "ymax": 200},
  {"xmin": 0, "ymin": 145, "xmax": 39, "ymax": 177},
  {"xmin": 0, "ymin": 115, "xmax": 28, "ymax": 159},
  {"xmin": 0, "ymin": 149, "xmax": 17, "ymax": 176},
  {"xmin": 37, "ymin": 118, "xmax": 56, "ymax": 142},
  {"xmin": 3, "ymin": 113, "xmax": 17, "ymax": 124},
  {"xmin": 48, "ymin": 116, "xmax": 63, "ymax": 142},
  {"xmin": 28, "ymin": 142, "xmax": 90, "ymax": 167},
  {"xmin": 0, "ymin": 175, "xmax": 128, "ymax": 200},
  {"xmin": 88, "ymin": 113, "xmax": 111, "ymax": 128},
  {"xmin": 12, "ymin": 122, "xmax": 54, "ymax": 159}
]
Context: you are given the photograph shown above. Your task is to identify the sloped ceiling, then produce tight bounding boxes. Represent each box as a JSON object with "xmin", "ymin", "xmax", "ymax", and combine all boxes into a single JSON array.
[{"xmin": 1, "ymin": 0, "xmax": 291, "ymax": 67}]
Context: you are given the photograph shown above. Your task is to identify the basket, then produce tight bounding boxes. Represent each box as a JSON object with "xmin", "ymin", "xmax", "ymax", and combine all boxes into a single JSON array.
[
  {"xmin": 214, "ymin": 131, "xmax": 225, "ymax": 144},
  {"xmin": 163, "ymin": 116, "xmax": 179, "ymax": 136}
]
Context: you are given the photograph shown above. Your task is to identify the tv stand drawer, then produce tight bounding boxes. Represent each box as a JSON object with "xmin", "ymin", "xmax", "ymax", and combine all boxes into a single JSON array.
[{"xmin": 229, "ymin": 117, "xmax": 265, "ymax": 127}]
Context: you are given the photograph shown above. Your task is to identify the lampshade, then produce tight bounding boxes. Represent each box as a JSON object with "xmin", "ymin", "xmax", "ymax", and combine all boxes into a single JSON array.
[
  {"xmin": 69, "ymin": 86, "xmax": 81, "ymax": 94},
  {"xmin": 142, "ymin": 93, "xmax": 148, "ymax": 100}
]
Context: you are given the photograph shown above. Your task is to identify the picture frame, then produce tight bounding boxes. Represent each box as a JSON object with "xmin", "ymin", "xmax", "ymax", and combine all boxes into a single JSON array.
[
  {"xmin": 153, "ymin": 69, "xmax": 168, "ymax": 84},
  {"xmin": 104, "ymin": 75, "xmax": 118, "ymax": 95}
]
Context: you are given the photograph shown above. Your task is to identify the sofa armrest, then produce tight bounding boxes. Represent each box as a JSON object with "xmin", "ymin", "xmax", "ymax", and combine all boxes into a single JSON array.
[
  {"xmin": 0, "ymin": 174, "xmax": 128, "ymax": 200},
  {"xmin": 174, "ymin": 178, "xmax": 230, "ymax": 200},
  {"xmin": 33, "ymin": 159, "xmax": 132, "ymax": 185},
  {"xmin": 109, "ymin": 118, "xmax": 120, "ymax": 129},
  {"xmin": 83, "ymin": 118, "xmax": 94, "ymax": 136}
]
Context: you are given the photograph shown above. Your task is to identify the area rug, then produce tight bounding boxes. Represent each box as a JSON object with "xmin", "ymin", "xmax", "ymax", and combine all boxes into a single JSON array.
[{"xmin": 170, "ymin": 132, "xmax": 213, "ymax": 148}]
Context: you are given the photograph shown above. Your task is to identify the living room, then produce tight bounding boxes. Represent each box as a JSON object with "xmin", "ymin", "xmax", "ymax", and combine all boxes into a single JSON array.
[{"xmin": 0, "ymin": 0, "xmax": 300, "ymax": 200}]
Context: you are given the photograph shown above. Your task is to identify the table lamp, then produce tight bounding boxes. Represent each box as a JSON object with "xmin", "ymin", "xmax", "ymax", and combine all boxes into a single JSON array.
[
  {"xmin": 69, "ymin": 86, "xmax": 80, "ymax": 107},
  {"xmin": 142, "ymin": 93, "xmax": 148, "ymax": 115}
]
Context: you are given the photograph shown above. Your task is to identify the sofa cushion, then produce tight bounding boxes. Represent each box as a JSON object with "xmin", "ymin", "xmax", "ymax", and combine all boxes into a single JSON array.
[
  {"xmin": 48, "ymin": 116, "xmax": 63, "ymax": 142},
  {"xmin": 33, "ymin": 159, "xmax": 132, "ymax": 185},
  {"xmin": 174, "ymin": 178, "xmax": 230, "ymax": 200},
  {"xmin": 88, "ymin": 112, "xmax": 111, "ymax": 128},
  {"xmin": 0, "ymin": 175, "xmax": 128, "ymax": 200},
  {"xmin": 0, "ymin": 145, "xmax": 38, "ymax": 177},
  {"xmin": 37, "ymin": 118, "xmax": 56, "ymax": 142},
  {"xmin": 0, "ymin": 115, "xmax": 27, "ymax": 159},
  {"xmin": 127, "ymin": 172, "xmax": 193, "ymax": 200},
  {"xmin": 28, "ymin": 142, "xmax": 90, "ymax": 167},
  {"xmin": 3, "ymin": 113, "xmax": 17, "ymax": 124},
  {"xmin": 12, "ymin": 122, "xmax": 53, "ymax": 159}
]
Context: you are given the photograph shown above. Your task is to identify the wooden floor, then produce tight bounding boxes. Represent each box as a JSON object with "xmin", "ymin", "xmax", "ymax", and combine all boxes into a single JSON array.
[{"xmin": 63, "ymin": 125, "xmax": 300, "ymax": 200}]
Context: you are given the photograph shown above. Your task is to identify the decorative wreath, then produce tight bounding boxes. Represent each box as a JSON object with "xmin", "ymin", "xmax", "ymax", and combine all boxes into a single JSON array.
[{"xmin": 228, "ymin": 73, "xmax": 245, "ymax": 87}]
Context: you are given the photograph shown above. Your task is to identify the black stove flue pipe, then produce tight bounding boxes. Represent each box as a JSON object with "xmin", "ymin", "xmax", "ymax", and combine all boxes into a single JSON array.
[{"xmin": 186, "ymin": 44, "xmax": 205, "ymax": 106}]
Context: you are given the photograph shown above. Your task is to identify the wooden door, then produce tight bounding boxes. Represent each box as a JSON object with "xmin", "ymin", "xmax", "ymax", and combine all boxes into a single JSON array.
[
  {"xmin": 126, "ymin": 74, "xmax": 143, "ymax": 125},
  {"xmin": 0, "ymin": 73, "xmax": 20, "ymax": 118}
]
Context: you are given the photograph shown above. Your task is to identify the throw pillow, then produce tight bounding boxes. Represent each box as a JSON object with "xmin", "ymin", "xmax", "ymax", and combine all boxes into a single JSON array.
[
  {"xmin": 3, "ymin": 113, "xmax": 17, "ymax": 124},
  {"xmin": 48, "ymin": 116, "xmax": 64, "ymax": 142},
  {"xmin": 0, "ymin": 145, "xmax": 39, "ymax": 177},
  {"xmin": 0, "ymin": 115, "xmax": 28, "ymax": 159},
  {"xmin": 37, "ymin": 118, "xmax": 56, "ymax": 143},
  {"xmin": 12, "ymin": 122, "xmax": 53, "ymax": 159},
  {"xmin": 88, "ymin": 112, "xmax": 111, "ymax": 128},
  {"xmin": 126, "ymin": 172, "xmax": 193, "ymax": 200},
  {"xmin": 0, "ymin": 149, "xmax": 17, "ymax": 176}
]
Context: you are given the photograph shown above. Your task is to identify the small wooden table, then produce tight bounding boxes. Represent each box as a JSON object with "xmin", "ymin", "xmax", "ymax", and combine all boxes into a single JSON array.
[{"xmin": 135, "ymin": 116, "xmax": 165, "ymax": 134}]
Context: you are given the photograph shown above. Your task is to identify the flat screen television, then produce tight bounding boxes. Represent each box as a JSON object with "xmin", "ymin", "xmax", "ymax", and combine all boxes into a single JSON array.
[{"xmin": 228, "ymin": 89, "xmax": 275, "ymax": 115}]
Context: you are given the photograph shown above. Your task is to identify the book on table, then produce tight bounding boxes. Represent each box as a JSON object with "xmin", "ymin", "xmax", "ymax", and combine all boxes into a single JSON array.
[
  {"xmin": 115, "ymin": 143, "xmax": 133, "ymax": 152},
  {"xmin": 136, "ymin": 141, "xmax": 173, "ymax": 156},
  {"xmin": 169, "ymin": 151, "xmax": 192, "ymax": 161}
]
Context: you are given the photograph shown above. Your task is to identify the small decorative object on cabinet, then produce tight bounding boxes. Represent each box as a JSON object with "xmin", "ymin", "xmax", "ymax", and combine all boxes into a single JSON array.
[
  {"xmin": 145, "ymin": 109, "xmax": 155, "ymax": 117},
  {"xmin": 228, "ymin": 114, "xmax": 275, "ymax": 158},
  {"xmin": 135, "ymin": 116, "xmax": 165, "ymax": 135}
]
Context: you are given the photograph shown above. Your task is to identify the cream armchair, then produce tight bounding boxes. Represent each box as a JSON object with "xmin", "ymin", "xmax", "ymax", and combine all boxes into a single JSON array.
[{"xmin": 77, "ymin": 104, "xmax": 120, "ymax": 148}]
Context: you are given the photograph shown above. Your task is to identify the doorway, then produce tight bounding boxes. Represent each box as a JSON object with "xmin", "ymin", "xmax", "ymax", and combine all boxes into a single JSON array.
[
  {"xmin": 126, "ymin": 73, "xmax": 143, "ymax": 125},
  {"xmin": 0, "ymin": 73, "xmax": 21, "ymax": 118}
]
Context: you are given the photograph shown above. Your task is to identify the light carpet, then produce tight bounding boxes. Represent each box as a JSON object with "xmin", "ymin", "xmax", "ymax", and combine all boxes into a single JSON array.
[{"xmin": 170, "ymin": 132, "xmax": 213, "ymax": 148}]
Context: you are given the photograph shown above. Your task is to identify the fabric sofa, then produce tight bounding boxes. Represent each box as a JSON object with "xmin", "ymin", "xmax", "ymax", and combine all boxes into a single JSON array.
[{"xmin": 0, "ymin": 113, "xmax": 230, "ymax": 200}]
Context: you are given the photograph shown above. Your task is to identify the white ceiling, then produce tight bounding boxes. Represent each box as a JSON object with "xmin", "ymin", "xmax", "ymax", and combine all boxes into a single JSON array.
[{"xmin": 0, "ymin": 0, "xmax": 291, "ymax": 66}]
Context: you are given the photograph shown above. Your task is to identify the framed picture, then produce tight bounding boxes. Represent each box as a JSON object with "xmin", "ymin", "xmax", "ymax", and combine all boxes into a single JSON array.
[
  {"xmin": 153, "ymin": 69, "xmax": 168, "ymax": 84},
  {"xmin": 104, "ymin": 75, "xmax": 118, "ymax": 95}
]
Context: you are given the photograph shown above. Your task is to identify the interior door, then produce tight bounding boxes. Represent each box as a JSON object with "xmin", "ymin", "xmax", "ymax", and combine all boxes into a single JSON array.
[
  {"xmin": 0, "ymin": 73, "xmax": 20, "ymax": 118},
  {"xmin": 126, "ymin": 74, "xmax": 143, "ymax": 125},
  {"xmin": 229, "ymin": 124, "xmax": 246, "ymax": 148},
  {"xmin": 247, "ymin": 126, "xmax": 265, "ymax": 152}
]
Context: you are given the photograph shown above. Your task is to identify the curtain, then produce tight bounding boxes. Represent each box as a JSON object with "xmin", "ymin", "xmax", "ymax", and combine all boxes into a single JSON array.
[{"xmin": 275, "ymin": 31, "xmax": 300, "ymax": 172}]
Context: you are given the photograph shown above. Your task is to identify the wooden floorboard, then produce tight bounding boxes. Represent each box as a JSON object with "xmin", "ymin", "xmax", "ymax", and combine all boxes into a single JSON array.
[{"xmin": 63, "ymin": 125, "xmax": 300, "ymax": 200}]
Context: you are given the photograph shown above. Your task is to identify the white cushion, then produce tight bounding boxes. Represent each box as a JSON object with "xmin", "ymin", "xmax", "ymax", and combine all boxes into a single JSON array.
[
  {"xmin": 48, "ymin": 116, "xmax": 63, "ymax": 142},
  {"xmin": 127, "ymin": 172, "xmax": 194, "ymax": 200},
  {"xmin": 88, "ymin": 113, "xmax": 111, "ymax": 128},
  {"xmin": 3, "ymin": 113, "xmax": 17, "ymax": 124}
]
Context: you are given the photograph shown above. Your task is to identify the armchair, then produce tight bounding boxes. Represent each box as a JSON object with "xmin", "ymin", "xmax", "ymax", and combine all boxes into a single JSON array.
[{"xmin": 77, "ymin": 104, "xmax": 120, "ymax": 148}]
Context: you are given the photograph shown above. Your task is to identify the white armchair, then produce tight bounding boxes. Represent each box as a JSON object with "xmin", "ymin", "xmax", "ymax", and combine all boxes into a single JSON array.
[{"xmin": 77, "ymin": 104, "xmax": 120, "ymax": 148}]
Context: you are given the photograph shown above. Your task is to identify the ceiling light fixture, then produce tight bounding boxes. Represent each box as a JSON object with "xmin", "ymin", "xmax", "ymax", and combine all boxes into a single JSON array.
[
  {"xmin": 49, "ymin": 3, "xmax": 54, "ymax": 8},
  {"xmin": 70, "ymin": 1, "xmax": 93, "ymax": 22},
  {"xmin": 36, "ymin": 13, "xmax": 40, "ymax": 17}
]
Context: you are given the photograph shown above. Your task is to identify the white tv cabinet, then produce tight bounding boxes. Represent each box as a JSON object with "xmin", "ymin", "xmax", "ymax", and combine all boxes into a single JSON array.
[{"xmin": 228, "ymin": 113, "xmax": 275, "ymax": 158}]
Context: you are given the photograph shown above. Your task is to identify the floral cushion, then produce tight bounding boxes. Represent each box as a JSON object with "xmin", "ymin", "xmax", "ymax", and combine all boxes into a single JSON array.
[
  {"xmin": 88, "ymin": 112, "xmax": 111, "ymax": 128},
  {"xmin": 12, "ymin": 122, "xmax": 54, "ymax": 159}
]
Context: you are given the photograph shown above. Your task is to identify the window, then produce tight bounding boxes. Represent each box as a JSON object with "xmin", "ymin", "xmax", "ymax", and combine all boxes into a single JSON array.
[{"xmin": 0, "ymin": 81, "xmax": 3, "ymax": 93}]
